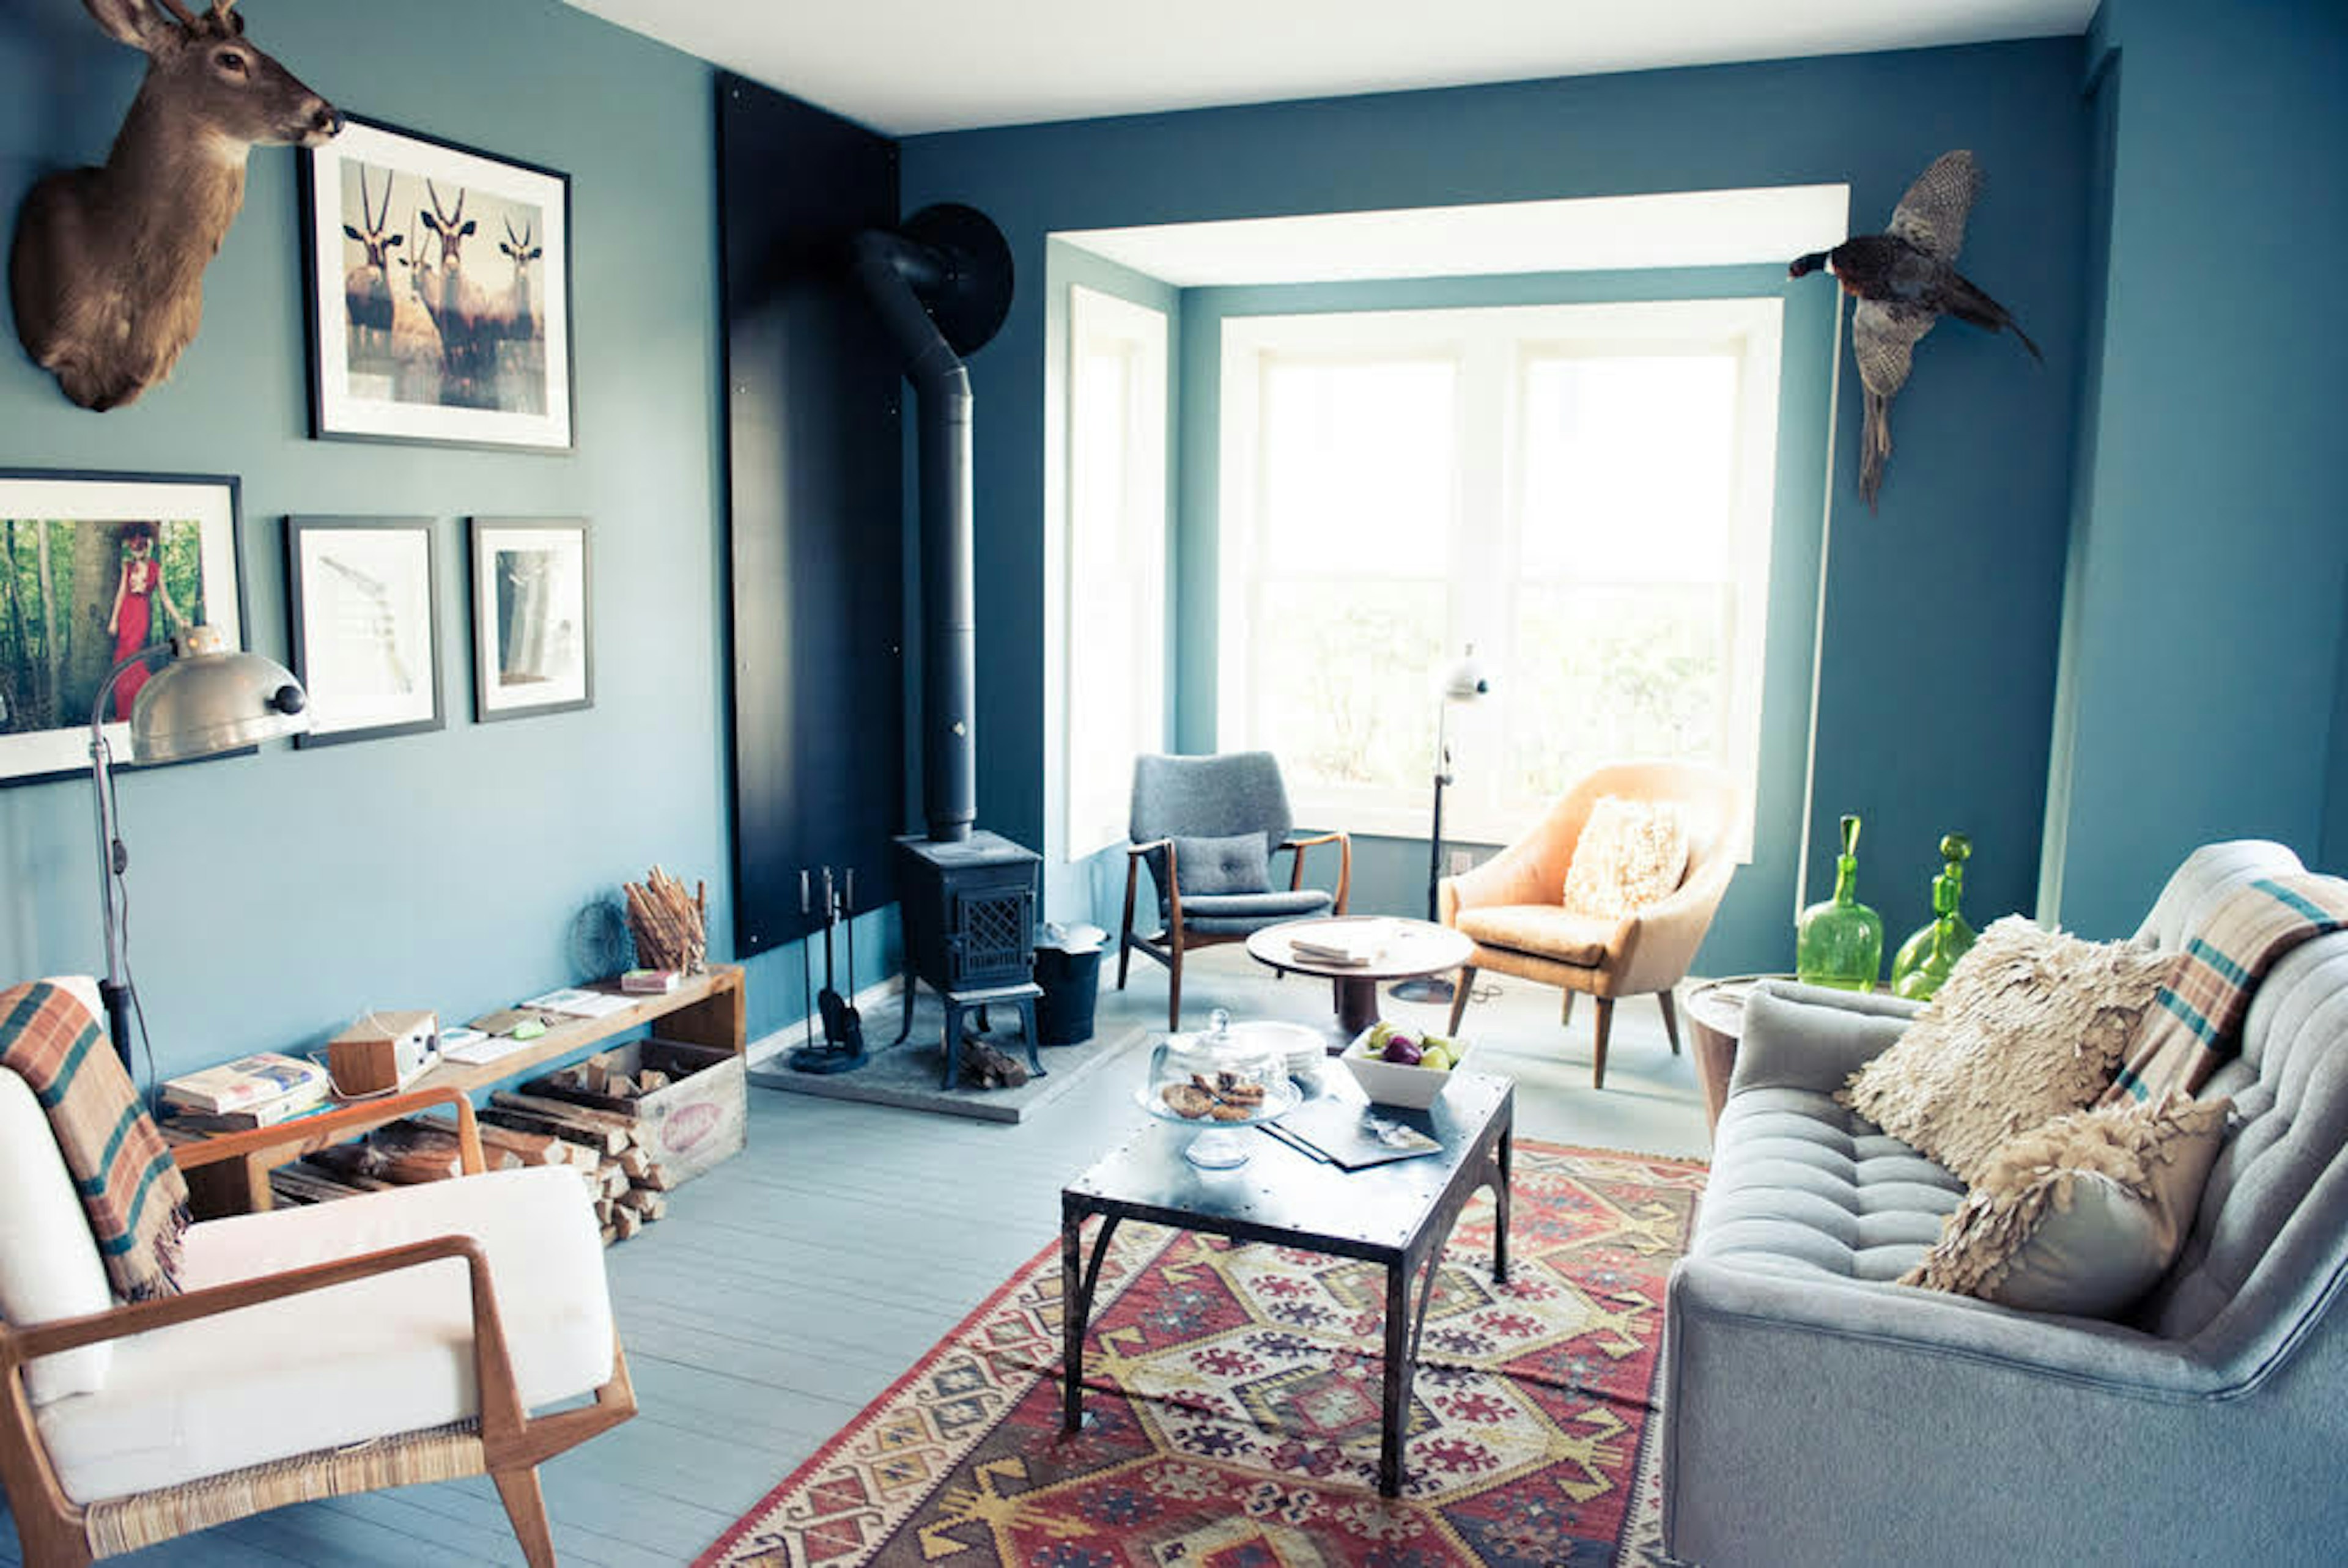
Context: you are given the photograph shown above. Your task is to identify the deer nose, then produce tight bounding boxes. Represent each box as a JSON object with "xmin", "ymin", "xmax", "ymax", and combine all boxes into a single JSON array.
[{"xmin": 311, "ymin": 103, "xmax": 344, "ymax": 138}]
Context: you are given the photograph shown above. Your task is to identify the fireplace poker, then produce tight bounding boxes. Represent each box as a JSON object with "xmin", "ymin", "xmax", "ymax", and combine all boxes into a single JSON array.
[{"xmin": 838, "ymin": 869, "xmax": 867, "ymax": 1058}]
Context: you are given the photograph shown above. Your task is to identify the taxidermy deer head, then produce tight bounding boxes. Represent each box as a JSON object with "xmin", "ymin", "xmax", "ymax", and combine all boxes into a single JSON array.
[{"xmin": 8, "ymin": 0, "xmax": 341, "ymax": 411}]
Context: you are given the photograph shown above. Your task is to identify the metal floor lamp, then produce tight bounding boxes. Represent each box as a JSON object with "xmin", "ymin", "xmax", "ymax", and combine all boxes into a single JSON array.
[
  {"xmin": 89, "ymin": 624, "xmax": 311, "ymax": 1064},
  {"xmin": 1392, "ymin": 645, "xmax": 1491, "ymax": 1006}
]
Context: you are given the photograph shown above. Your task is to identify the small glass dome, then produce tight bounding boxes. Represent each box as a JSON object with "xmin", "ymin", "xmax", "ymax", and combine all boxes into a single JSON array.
[{"xmin": 1142, "ymin": 1009, "xmax": 1299, "ymax": 1168}]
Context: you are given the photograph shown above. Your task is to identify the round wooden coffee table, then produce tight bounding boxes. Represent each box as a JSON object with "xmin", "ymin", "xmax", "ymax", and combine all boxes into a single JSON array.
[{"xmin": 1246, "ymin": 917, "xmax": 1475, "ymax": 1047}]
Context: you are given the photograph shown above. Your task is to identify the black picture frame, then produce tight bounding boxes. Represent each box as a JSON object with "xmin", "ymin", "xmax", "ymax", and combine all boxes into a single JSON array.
[
  {"xmin": 298, "ymin": 113, "xmax": 576, "ymax": 452},
  {"xmin": 285, "ymin": 517, "xmax": 445, "ymax": 748},
  {"xmin": 468, "ymin": 518, "xmax": 593, "ymax": 723},
  {"xmin": 0, "ymin": 470, "xmax": 250, "ymax": 787}
]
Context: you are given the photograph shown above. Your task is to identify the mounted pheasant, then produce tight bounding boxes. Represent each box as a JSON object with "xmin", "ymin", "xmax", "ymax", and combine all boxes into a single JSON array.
[
  {"xmin": 1790, "ymin": 150, "xmax": 2040, "ymax": 510},
  {"xmin": 9, "ymin": 0, "xmax": 341, "ymax": 411}
]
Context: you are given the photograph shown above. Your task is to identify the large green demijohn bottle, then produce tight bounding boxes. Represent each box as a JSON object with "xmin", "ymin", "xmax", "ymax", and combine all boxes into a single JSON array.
[
  {"xmin": 1891, "ymin": 833, "xmax": 1977, "ymax": 1001},
  {"xmin": 1796, "ymin": 814, "xmax": 1883, "ymax": 991}
]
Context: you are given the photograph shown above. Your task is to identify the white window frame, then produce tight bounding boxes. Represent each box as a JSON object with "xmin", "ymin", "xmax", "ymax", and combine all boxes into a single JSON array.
[
  {"xmin": 1216, "ymin": 298, "xmax": 1781, "ymax": 854},
  {"xmin": 1060, "ymin": 285, "xmax": 1170, "ymax": 859}
]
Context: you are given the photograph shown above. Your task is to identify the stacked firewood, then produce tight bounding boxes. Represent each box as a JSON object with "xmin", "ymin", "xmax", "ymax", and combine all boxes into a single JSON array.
[
  {"xmin": 624, "ymin": 865, "xmax": 707, "ymax": 975},
  {"xmin": 265, "ymin": 1108, "xmax": 673, "ymax": 1246}
]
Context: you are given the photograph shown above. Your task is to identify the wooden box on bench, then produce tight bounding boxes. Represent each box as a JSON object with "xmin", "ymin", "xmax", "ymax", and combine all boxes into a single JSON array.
[{"xmin": 523, "ymin": 1039, "xmax": 745, "ymax": 1186}]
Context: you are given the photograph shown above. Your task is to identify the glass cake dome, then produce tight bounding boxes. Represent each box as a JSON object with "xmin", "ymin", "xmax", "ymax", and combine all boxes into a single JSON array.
[{"xmin": 1141, "ymin": 1009, "xmax": 1302, "ymax": 1168}]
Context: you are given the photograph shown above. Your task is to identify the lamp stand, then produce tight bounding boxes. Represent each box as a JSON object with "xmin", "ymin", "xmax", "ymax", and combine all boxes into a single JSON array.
[
  {"xmin": 89, "ymin": 655, "xmax": 153, "ymax": 1067},
  {"xmin": 1391, "ymin": 701, "xmax": 1459, "ymax": 1006}
]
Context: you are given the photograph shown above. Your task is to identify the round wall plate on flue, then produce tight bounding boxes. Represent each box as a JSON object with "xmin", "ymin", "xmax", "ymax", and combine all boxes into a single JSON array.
[{"xmin": 900, "ymin": 203, "xmax": 1014, "ymax": 356}]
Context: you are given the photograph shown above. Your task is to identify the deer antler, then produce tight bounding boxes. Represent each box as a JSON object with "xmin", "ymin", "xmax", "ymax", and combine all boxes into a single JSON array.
[
  {"xmin": 152, "ymin": 0, "xmax": 201, "ymax": 29},
  {"xmin": 505, "ymin": 215, "xmax": 522, "ymax": 248}
]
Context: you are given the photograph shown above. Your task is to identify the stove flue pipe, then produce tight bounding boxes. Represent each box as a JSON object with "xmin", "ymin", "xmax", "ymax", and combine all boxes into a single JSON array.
[{"xmin": 854, "ymin": 228, "xmax": 975, "ymax": 844}]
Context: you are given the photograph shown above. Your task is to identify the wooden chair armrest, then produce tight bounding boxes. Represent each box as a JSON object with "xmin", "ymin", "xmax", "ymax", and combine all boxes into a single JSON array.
[
  {"xmin": 171, "ymin": 1085, "xmax": 487, "ymax": 1176},
  {"xmin": 1125, "ymin": 837, "xmax": 1172, "ymax": 858},
  {"xmin": 1275, "ymin": 831, "xmax": 1351, "ymax": 913},
  {"xmin": 4, "ymin": 1232, "xmax": 533, "ymax": 1448}
]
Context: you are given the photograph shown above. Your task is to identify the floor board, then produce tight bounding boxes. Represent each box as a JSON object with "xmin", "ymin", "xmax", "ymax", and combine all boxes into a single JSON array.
[{"xmin": 3, "ymin": 946, "xmax": 1707, "ymax": 1564}]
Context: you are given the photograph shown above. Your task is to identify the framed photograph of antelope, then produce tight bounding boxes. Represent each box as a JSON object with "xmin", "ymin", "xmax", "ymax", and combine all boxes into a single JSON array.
[
  {"xmin": 468, "ymin": 518, "xmax": 593, "ymax": 723},
  {"xmin": 285, "ymin": 517, "xmax": 443, "ymax": 749},
  {"xmin": 300, "ymin": 115, "xmax": 574, "ymax": 452},
  {"xmin": 0, "ymin": 471, "xmax": 248, "ymax": 787}
]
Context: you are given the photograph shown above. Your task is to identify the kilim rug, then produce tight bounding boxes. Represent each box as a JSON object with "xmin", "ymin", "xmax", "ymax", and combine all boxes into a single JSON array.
[{"xmin": 698, "ymin": 1141, "xmax": 1705, "ymax": 1567}]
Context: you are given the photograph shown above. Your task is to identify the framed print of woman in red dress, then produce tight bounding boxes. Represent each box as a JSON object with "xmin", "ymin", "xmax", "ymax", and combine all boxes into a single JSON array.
[{"xmin": 106, "ymin": 523, "xmax": 188, "ymax": 720}]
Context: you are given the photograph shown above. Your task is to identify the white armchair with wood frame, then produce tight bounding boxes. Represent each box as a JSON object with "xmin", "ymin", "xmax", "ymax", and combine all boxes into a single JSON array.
[{"xmin": 1, "ymin": 978, "xmax": 635, "ymax": 1567}]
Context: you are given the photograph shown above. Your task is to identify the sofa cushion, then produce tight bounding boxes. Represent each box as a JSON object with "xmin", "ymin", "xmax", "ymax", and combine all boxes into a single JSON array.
[
  {"xmin": 35, "ymin": 1166, "xmax": 613, "ymax": 1505},
  {"xmin": 1902, "ymin": 1093, "xmax": 2230, "ymax": 1316},
  {"xmin": 1177, "ymin": 888, "xmax": 1333, "ymax": 934},
  {"xmin": 1563, "ymin": 797, "xmax": 1688, "ymax": 918},
  {"xmin": 1172, "ymin": 831, "xmax": 1271, "ymax": 896},
  {"xmin": 1455, "ymin": 905, "xmax": 1616, "ymax": 966},
  {"xmin": 1694, "ymin": 1085, "xmax": 1966, "ymax": 1284},
  {"xmin": 0, "ymin": 1062, "xmax": 117, "ymax": 1405},
  {"xmin": 1840, "ymin": 916, "xmax": 2177, "ymax": 1182}
]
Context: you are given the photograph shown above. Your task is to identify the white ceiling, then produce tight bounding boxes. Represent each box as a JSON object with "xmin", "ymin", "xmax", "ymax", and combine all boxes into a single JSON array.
[
  {"xmin": 561, "ymin": 0, "xmax": 2095, "ymax": 136},
  {"xmin": 1058, "ymin": 185, "xmax": 1851, "ymax": 289}
]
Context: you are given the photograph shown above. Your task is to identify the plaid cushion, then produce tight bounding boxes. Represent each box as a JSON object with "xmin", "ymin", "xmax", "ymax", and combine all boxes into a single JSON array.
[
  {"xmin": 0, "ymin": 982, "xmax": 186, "ymax": 1300},
  {"xmin": 2102, "ymin": 876, "xmax": 2348, "ymax": 1106}
]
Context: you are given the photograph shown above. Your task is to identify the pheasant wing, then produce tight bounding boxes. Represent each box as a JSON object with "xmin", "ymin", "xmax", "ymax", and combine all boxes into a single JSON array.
[
  {"xmin": 1886, "ymin": 149, "xmax": 1979, "ymax": 264},
  {"xmin": 1851, "ymin": 298, "xmax": 1936, "ymax": 397}
]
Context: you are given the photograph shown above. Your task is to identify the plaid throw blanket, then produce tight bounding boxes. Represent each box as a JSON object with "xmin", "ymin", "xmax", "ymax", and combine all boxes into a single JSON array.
[
  {"xmin": 2102, "ymin": 875, "xmax": 2348, "ymax": 1106},
  {"xmin": 0, "ymin": 982, "xmax": 186, "ymax": 1300}
]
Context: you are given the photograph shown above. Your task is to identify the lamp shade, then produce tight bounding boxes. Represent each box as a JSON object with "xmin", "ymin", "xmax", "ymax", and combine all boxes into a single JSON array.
[
  {"xmin": 127, "ymin": 625, "xmax": 311, "ymax": 764},
  {"xmin": 1441, "ymin": 645, "xmax": 1493, "ymax": 702}
]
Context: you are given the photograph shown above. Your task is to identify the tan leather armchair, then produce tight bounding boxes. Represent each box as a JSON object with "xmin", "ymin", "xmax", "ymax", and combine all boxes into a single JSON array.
[{"xmin": 1440, "ymin": 762, "xmax": 1740, "ymax": 1088}]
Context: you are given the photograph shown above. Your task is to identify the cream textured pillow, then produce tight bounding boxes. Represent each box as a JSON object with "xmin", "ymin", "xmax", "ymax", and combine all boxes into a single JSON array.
[
  {"xmin": 1901, "ymin": 1092, "xmax": 2231, "ymax": 1316},
  {"xmin": 1839, "ymin": 915, "xmax": 2178, "ymax": 1182},
  {"xmin": 1563, "ymin": 797, "xmax": 1689, "ymax": 918}
]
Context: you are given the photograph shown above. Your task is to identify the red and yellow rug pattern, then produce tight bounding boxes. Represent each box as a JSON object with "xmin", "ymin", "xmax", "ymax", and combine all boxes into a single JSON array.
[{"xmin": 698, "ymin": 1141, "xmax": 1705, "ymax": 1567}]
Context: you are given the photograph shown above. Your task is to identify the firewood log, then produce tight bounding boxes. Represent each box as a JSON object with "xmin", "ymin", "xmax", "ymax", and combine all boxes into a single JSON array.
[
  {"xmin": 636, "ymin": 1069, "xmax": 671, "ymax": 1094},
  {"xmin": 635, "ymin": 1161, "xmax": 675, "ymax": 1192},
  {"xmin": 617, "ymin": 1187, "xmax": 666, "ymax": 1221},
  {"xmin": 270, "ymin": 1165, "xmax": 369, "ymax": 1205},
  {"xmin": 490, "ymin": 1090, "xmax": 640, "ymax": 1138},
  {"xmin": 618, "ymin": 1147, "xmax": 654, "ymax": 1181},
  {"xmin": 446, "ymin": 1118, "xmax": 576, "ymax": 1166},
  {"xmin": 596, "ymin": 1160, "xmax": 629, "ymax": 1198},
  {"xmin": 480, "ymin": 1106, "xmax": 626, "ymax": 1156},
  {"xmin": 594, "ymin": 1196, "xmax": 615, "ymax": 1226},
  {"xmin": 380, "ymin": 1120, "xmax": 522, "ymax": 1172},
  {"xmin": 599, "ymin": 1223, "xmax": 618, "ymax": 1247},
  {"xmin": 308, "ymin": 1141, "xmax": 460, "ymax": 1185},
  {"xmin": 612, "ymin": 1205, "xmax": 643, "ymax": 1241}
]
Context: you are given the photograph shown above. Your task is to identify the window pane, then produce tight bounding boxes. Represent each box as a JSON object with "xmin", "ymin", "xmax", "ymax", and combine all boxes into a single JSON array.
[
  {"xmin": 1519, "ymin": 354, "xmax": 1738, "ymax": 580},
  {"xmin": 1253, "ymin": 578, "xmax": 1445, "ymax": 795},
  {"xmin": 1506, "ymin": 581, "xmax": 1731, "ymax": 801},
  {"xmin": 1261, "ymin": 359, "xmax": 1455, "ymax": 575}
]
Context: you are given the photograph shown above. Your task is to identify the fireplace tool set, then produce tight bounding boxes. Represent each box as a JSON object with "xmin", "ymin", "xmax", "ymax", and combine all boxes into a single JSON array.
[{"xmin": 788, "ymin": 867, "xmax": 869, "ymax": 1075}]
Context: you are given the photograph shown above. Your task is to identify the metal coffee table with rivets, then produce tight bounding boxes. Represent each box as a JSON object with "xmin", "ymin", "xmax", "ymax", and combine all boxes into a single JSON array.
[{"xmin": 1059, "ymin": 1068, "xmax": 1513, "ymax": 1496}]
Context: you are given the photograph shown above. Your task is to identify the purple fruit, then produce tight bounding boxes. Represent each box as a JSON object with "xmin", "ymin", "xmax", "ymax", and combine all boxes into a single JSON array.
[{"xmin": 1381, "ymin": 1038, "xmax": 1423, "ymax": 1066}]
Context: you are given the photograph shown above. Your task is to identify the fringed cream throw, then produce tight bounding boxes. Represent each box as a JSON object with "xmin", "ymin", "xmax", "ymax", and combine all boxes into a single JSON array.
[{"xmin": 1902, "ymin": 1092, "xmax": 2231, "ymax": 1316}]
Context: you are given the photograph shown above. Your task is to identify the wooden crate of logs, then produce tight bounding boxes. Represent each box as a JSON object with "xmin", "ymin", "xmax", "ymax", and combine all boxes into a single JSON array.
[
  {"xmin": 263, "ymin": 1111, "xmax": 674, "ymax": 1248},
  {"xmin": 517, "ymin": 1039, "xmax": 745, "ymax": 1188}
]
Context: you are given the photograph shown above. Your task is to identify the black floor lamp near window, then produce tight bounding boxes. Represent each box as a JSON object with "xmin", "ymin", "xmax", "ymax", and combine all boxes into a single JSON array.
[{"xmin": 1392, "ymin": 645, "xmax": 1491, "ymax": 1006}]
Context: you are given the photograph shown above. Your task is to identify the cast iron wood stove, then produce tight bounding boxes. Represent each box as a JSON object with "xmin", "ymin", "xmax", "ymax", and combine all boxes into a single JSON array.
[{"xmin": 856, "ymin": 204, "xmax": 1044, "ymax": 1089}]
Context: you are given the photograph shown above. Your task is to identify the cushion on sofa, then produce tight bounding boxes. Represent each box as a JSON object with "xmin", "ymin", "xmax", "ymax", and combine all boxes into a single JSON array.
[
  {"xmin": 1901, "ymin": 1092, "xmax": 2231, "ymax": 1316},
  {"xmin": 1172, "ymin": 832, "xmax": 1271, "ymax": 896},
  {"xmin": 34, "ymin": 1166, "xmax": 613, "ymax": 1505},
  {"xmin": 1839, "ymin": 916, "xmax": 2177, "ymax": 1182},
  {"xmin": 1562, "ymin": 797, "xmax": 1688, "ymax": 918}
]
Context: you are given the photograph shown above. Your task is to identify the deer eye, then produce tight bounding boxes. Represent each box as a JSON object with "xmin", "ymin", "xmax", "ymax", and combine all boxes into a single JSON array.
[{"xmin": 215, "ymin": 51, "xmax": 247, "ymax": 74}]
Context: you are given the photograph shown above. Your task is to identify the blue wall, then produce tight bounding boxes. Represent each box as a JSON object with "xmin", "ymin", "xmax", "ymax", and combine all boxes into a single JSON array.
[
  {"xmin": 2049, "ymin": 0, "xmax": 2348, "ymax": 934},
  {"xmin": 907, "ymin": 39, "xmax": 2091, "ymax": 968},
  {"xmin": 0, "ymin": 0, "xmax": 824, "ymax": 1073}
]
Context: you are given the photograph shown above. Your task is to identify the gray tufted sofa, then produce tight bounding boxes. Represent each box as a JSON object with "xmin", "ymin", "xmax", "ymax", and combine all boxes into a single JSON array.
[{"xmin": 1661, "ymin": 841, "xmax": 2348, "ymax": 1567}]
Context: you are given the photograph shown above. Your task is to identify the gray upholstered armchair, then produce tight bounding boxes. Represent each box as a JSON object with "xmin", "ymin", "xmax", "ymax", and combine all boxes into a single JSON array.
[{"xmin": 1118, "ymin": 752, "xmax": 1349, "ymax": 1028}]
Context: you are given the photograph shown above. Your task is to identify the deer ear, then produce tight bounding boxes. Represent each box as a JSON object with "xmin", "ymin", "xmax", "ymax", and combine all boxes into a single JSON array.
[
  {"xmin": 83, "ymin": 0, "xmax": 169, "ymax": 50},
  {"xmin": 459, "ymin": 220, "xmax": 477, "ymax": 238},
  {"xmin": 419, "ymin": 212, "xmax": 441, "ymax": 234},
  {"xmin": 386, "ymin": 235, "xmax": 403, "ymax": 249},
  {"xmin": 342, "ymin": 224, "xmax": 364, "ymax": 241},
  {"xmin": 530, "ymin": 248, "xmax": 543, "ymax": 262}
]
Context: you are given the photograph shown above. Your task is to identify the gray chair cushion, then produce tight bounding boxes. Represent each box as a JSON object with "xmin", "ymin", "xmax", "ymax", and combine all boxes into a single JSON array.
[
  {"xmin": 1177, "ymin": 889, "xmax": 1334, "ymax": 935},
  {"xmin": 1173, "ymin": 833, "xmax": 1271, "ymax": 896},
  {"xmin": 1695, "ymin": 1085, "xmax": 1966, "ymax": 1284}
]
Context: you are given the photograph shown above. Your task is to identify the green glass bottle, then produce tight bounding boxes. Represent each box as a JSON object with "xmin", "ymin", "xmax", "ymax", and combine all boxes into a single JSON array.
[
  {"xmin": 1891, "ymin": 833, "xmax": 1977, "ymax": 1001},
  {"xmin": 1796, "ymin": 814, "xmax": 1884, "ymax": 991}
]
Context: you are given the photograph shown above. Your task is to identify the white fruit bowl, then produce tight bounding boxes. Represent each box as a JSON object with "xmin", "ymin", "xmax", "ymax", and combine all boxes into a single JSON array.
[{"xmin": 1340, "ymin": 1026, "xmax": 1472, "ymax": 1109}]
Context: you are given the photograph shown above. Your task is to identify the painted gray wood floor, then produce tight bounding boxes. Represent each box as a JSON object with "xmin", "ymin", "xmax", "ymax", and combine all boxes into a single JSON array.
[{"xmin": 3, "ymin": 948, "xmax": 1710, "ymax": 1567}]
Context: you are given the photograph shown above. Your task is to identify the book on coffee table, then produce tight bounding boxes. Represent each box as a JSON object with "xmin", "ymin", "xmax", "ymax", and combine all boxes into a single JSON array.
[{"xmin": 1269, "ymin": 1095, "xmax": 1442, "ymax": 1169}]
